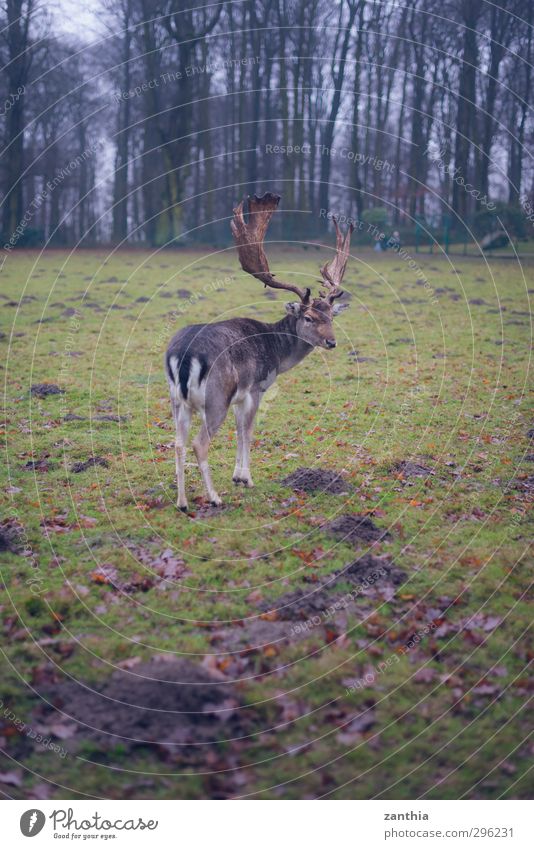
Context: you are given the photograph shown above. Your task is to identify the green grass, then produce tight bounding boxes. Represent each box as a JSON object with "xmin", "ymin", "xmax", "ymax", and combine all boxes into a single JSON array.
[{"xmin": 0, "ymin": 246, "xmax": 532, "ymax": 799}]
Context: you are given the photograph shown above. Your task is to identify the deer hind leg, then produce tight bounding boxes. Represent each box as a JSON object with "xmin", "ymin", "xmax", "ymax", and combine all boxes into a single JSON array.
[
  {"xmin": 233, "ymin": 392, "xmax": 260, "ymax": 488},
  {"xmin": 172, "ymin": 401, "xmax": 192, "ymax": 512},
  {"xmin": 192, "ymin": 402, "xmax": 228, "ymax": 507}
]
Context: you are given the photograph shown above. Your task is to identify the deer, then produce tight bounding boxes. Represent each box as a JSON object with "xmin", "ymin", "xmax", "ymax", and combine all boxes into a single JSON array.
[{"xmin": 165, "ymin": 192, "xmax": 353, "ymax": 510}]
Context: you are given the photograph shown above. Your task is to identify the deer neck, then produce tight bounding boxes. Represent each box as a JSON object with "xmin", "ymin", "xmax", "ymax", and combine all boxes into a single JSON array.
[{"xmin": 269, "ymin": 313, "xmax": 313, "ymax": 374}]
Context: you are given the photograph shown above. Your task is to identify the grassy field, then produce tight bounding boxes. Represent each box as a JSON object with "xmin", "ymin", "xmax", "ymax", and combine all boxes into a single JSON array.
[{"xmin": 0, "ymin": 245, "xmax": 532, "ymax": 800}]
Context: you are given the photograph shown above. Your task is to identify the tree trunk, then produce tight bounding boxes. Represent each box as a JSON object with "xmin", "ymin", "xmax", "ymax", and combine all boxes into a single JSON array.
[
  {"xmin": 2, "ymin": 0, "xmax": 35, "ymax": 240},
  {"xmin": 112, "ymin": 0, "xmax": 132, "ymax": 244},
  {"xmin": 452, "ymin": 0, "xmax": 482, "ymax": 222},
  {"xmin": 318, "ymin": 0, "xmax": 359, "ymax": 225}
]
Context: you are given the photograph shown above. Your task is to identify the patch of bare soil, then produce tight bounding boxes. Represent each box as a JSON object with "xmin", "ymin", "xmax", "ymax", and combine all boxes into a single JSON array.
[
  {"xmin": 281, "ymin": 467, "xmax": 351, "ymax": 495},
  {"xmin": 192, "ymin": 555, "xmax": 407, "ymax": 684},
  {"xmin": 336, "ymin": 553, "xmax": 406, "ymax": 587},
  {"xmin": 70, "ymin": 456, "xmax": 109, "ymax": 473},
  {"xmin": 393, "ymin": 460, "xmax": 433, "ymax": 478},
  {"xmin": 37, "ymin": 659, "xmax": 258, "ymax": 754},
  {"xmin": 260, "ymin": 587, "xmax": 336, "ymax": 621},
  {"xmin": 30, "ymin": 383, "xmax": 64, "ymax": 398},
  {"xmin": 513, "ymin": 475, "xmax": 534, "ymax": 494},
  {"xmin": 0, "ymin": 520, "xmax": 23, "ymax": 553},
  {"xmin": 257, "ymin": 554, "xmax": 405, "ymax": 624},
  {"xmin": 324, "ymin": 513, "xmax": 388, "ymax": 544},
  {"xmin": 24, "ymin": 456, "xmax": 56, "ymax": 472}
]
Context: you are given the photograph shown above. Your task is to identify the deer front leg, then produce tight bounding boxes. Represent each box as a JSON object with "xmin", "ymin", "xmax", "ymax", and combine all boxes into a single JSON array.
[{"xmin": 233, "ymin": 392, "xmax": 260, "ymax": 487}]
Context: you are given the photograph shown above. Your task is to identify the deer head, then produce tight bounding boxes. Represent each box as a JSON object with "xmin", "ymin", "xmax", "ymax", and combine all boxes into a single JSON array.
[{"xmin": 231, "ymin": 192, "xmax": 353, "ymax": 350}]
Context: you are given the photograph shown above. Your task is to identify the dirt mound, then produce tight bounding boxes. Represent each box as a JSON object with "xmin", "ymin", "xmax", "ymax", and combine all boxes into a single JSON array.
[
  {"xmin": 24, "ymin": 457, "xmax": 56, "ymax": 472},
  {"xmin": 258, "ymin": 554, "xmax": 404, "ymax": 623},
  {"xmin": 260, "ymin": 587, "xmax": 335, "ymax": 621},
  {"xmin": 393, "ymin": 460, "xmax": 433, "ymax": 478},
  {"xmin": 39, "ymin": 659, "xmax": 254, "ymax": 751},
  {"xmin": 71, "ymin": 456, "xmax": 109, "ymax": 473},
  {"xmin": 281, "ymin": 467, "xmax": 351, "ymax": 495},
  {"xmin": 338, "ymin": 553, "xmax": 406, "ymax": 587},
  {"xmin": 30, "ymin": 383, "xmax": 64, "ymax": 398},
  {"xmin": 324, "ymin": 513, "xmax": 388, "ymax": 544},
  {"xmin": 0, "ymin": 520, "xmax": 23, "ymax": 553}
]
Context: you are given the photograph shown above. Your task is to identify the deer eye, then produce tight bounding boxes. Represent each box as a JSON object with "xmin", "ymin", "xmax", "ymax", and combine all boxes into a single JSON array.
[{"xmin": 304, "ymin": 315, "xmax": 313, "ymax": 323}]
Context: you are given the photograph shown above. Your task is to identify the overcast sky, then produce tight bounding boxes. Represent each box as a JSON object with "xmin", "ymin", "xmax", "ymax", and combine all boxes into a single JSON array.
[{"xmin": 51, "ymin": 0, "xmax": 102, "ymax": 39}]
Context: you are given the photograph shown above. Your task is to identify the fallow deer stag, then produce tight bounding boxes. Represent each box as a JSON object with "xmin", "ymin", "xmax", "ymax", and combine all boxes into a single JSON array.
[{"xmin": 165, "ymin": 192, "xmax": 353, "ymax": 510}]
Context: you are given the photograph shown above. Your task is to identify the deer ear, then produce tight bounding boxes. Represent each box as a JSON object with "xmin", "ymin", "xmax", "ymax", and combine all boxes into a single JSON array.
[
  {"xmin": 332, "ymin": 302, "xmax": 350, "ymax": 316},
  {"xmin": 285, "ymin": 302, "xmax": 301, "ymax": 315}
]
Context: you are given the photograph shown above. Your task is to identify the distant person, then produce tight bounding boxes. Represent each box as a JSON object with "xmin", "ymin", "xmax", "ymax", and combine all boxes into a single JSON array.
[{"xmin": 388, "ymin": 230, "xmax": 401, "ymax": 251}]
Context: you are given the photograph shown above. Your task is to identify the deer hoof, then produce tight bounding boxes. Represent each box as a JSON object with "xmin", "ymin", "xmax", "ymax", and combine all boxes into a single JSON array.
[{"xmin": 232, "ymin": 475, "xmax": 253, "ymax": 487}]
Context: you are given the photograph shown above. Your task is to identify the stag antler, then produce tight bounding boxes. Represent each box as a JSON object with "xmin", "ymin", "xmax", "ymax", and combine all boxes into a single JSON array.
[
  {"xmin": 319, "ymin": 217, "xmax": 354, "ymax": 302},
  {"xmin": 231, "ymin": 193, "xmax": 311, "ymax": 303}
]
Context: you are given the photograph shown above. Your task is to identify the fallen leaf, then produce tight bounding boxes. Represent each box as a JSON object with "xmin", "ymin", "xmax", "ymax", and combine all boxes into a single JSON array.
[
  {"xmin": 90, "ymin": 565, "xmax": 119, "ymax": 585},
  {"xmin": 262, "ymin": 644, "xmax": 279, "ymax": 658},
  {"xmin": 414, "ymin": 667, "xmax": 436, "ymax": 683},
  {"xmin": 47, "ymin": 722, "xmax": 77, "ymax": 740},
  {"xmin": 0, "ymin": 770, "xmax": 23, "ymax": 787}
]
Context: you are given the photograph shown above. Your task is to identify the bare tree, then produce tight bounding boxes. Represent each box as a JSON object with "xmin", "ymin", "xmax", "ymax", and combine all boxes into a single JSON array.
[
  {"xmin": 1, "ymin": 0, "xmax": 37, "ymax": 238},
  {"xmin": 451, "ymin": 0, "xmax": 483, "ymax": 221}
]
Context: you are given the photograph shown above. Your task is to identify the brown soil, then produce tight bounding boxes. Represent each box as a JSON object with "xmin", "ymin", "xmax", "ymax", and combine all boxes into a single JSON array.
[
  {"xmin": 281, "ymin": 467, "xmax": 351, "ymax": 495},
  {"xmin": 30, "ymin": 383, "xmax": 64, "ymax": 398},
  {"xmin": 260, "ymin": 587, "xmax": 336, "ymax": 621},
  {"xmin": 258, "ymin": 554, "xmax": 405, "ymax": 622},
  {"xmin": 70, "ymin": 457, "xmax": 109, "ymax": 473},
  {"xmin": 336, "ymin": 553, "xmax": 406, "ymax": 587},
  {"xmin": 393, "ymin": 460, "xmax": 433, "ymax": 478},
  {"xmin": 24, "ymin": 457, "xmax": 56, "ymax": 472},
  {"xmin": 324, "ymin": 513, "xmax": 388, "ymax": 544},
  {"xmin": 39, "ymin": 659, "xmax": 257, "ymax": 752},
  {"xmin": 0, "ymin": 520, "xmax": 23, "ymax": 553}
]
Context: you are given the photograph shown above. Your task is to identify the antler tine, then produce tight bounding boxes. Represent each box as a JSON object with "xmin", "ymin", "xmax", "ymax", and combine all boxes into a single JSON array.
[
  {"xmin": 319, "ymin": 217, "xmax": 354, "ymax": 301},
  {"xmin": 231, "ymin": 192, "xmax": 310, "ymax": 303}
]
